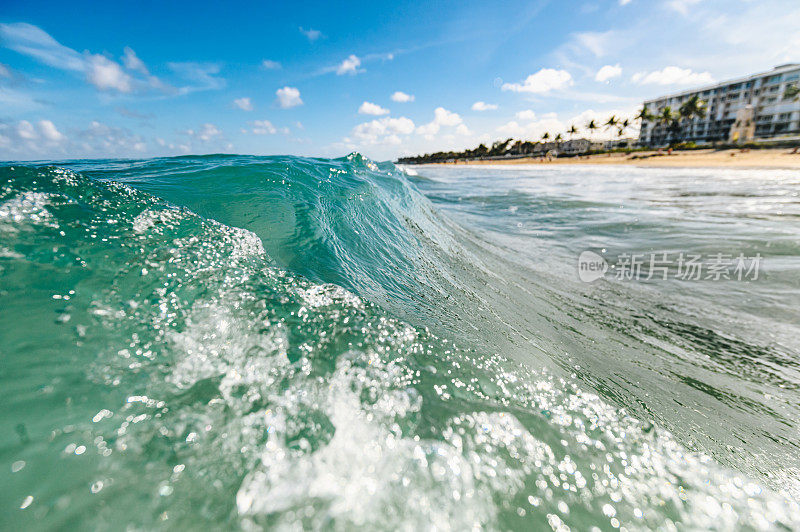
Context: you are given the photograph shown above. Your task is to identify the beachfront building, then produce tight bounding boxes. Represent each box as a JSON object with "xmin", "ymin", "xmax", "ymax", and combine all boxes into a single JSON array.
[
  {"xmin": 638, "ymin": 63, "xmax": 800, "ymax": 146},
  {"xmin": 560, "ymin": 139, "xmax": 604, "ymax": 155},
  {"xmin": 603, "ymin": 138, "xmax": 637, "ymax": 150}
]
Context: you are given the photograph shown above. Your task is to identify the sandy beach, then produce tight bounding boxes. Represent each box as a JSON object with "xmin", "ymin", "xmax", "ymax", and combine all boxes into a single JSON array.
[{"xmin": 427, "ymin": 148, "xmax": 800, "ymax": 169}]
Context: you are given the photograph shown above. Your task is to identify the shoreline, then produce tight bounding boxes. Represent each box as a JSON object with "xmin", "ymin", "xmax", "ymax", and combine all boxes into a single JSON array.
[{"xmin": 416, "ymin": 148, "xmax": 800, "ymax": 169}]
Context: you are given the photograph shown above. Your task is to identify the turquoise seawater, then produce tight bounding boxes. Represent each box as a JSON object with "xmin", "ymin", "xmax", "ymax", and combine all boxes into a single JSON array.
[{"xmin": 1, "ymin": 154, "xmax": 799, "ymax": 530}]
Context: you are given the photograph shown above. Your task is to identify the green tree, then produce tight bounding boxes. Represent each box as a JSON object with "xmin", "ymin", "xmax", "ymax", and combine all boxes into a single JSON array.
[
  {"xmin": 635, "ymin": 105, "xmax": 654, "ymax": 122},
  {"xmin": 567, "ymin": 124, "xmax": 579, "ymax": 139},
  {"xmin": 604, "ymin": 115, "xmax": 619, "ymax": 130},
  {"xmin": 784, "ymin": 83, "xmax": 799, "ymax": 101},
  {"xmin": 657, "ymin": 106, "xmax": 676, "ymax": 144}
]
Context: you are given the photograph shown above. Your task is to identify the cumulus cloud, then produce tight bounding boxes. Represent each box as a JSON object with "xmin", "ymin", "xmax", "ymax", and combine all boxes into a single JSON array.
[
  {"xmin": 416, "ymin": 107, "xmax": 464, "ymax": 138},
  {"xmin": 493, "ymin": 107, "xmax": 638, "ymax": 143},
  {"xmin": 336, "ymin": 55, "xmax": 362, "ymax": 75},
  {"xmin": 261, "ymin": 59, "xmax": 281, "ymax": 70},
  {"xmin": 0, "ymin": 118, "xmax": 150, "ymax": 159},
  {"xmin": 351, "ymin": 116, "xmax": 415, "ymax": 145},
  {"xmin": 276, "ymin": 86, "xmax": 303, "ymax": 108},
  {"xmin": 471, "ymin": 101, "xmax": 498, "ymax": 111},
  {"xmin": 299, "ymin": 27, "xmax": 322, "ymax": 41},
  {"xmin": 631, "ymin": 66, "xmax": 713, "ymax": 86},
  {"xmin": 391, "ymin": 91, "xmax": 414, "ymax": 103},
  {"xmin": 38, "ymin": 119, "xmax": 63, "ymax": 141},
  {"xmin": 16, "ymin": 120, "xmax": 37, "ymax": 140},
  {"xmin": 501, "ymin": 68, "xmax": 573, "ymax": 94},
  {"xmin": 595, "ymin": 64, "xmax": 622, "ymax": 82},
  {"xmin": 251, "ymin": 120, "xmax": 277, "ymax": 135},
  {"xmin": 358, "ymin": 101, "xmax": 389, "ymax": 116},
  {"xmin": 233, "ymin": 97, "xmax": 253, "ymax": 111},
  {"xmin": 78, "ymin": 121, "xmax": 147, "ymax": 154},
  {"xmin": 0, "ymin": 119, "xmax": 67, "ymax": 157},
  {"xmin": 187, "ymin": 123, "xmax": 221, "ymax": 142},
  {"xmin": 515, "ymin": 110, "xmax": 538, "ymax": 121},
  {"xmin": 496, "ymin": 112, "xmax": 564, "ymax": 139}
]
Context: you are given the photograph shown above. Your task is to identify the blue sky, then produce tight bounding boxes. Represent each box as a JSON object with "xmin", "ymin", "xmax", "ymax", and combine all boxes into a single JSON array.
[{"xmin": 1, "ymin": 0, "xmax": 798, "ymax": 161}]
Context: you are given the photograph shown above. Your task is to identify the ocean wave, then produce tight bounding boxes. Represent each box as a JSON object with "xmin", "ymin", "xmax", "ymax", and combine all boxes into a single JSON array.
[{"xmin": 2, "ymin": 159, "xmax": 799, "ymax": 529}]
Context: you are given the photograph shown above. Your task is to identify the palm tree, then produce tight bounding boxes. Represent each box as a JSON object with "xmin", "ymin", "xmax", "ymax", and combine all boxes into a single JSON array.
[
  {"xmin": 604, "ymin": 115, "xmax": 619, "ymax": 131},
  {"xmin": 682, "ymin": 94, "xmax": 707, "ymax": 119},
  {"xmin": 786, "ymin": 83, "xmax": 800, "ymax": 101},
  {"xmin": 586, "ymin": 120, "xmax": 598, "ymax": 137},
  {"xmin": 677, "ymin": 95, "xmax": 707, "ymax": 141},
  {"xmin": 657, "ymin": 106, "xmax": 676, "ymax": 145},
  {"xmin": 567, "ymin": 124, "xmax": 579, "ymax": 139},
  {"xmin": 541, "ymin": 132, "xmax": 550, "ymax": 142},
  {"xmin": 635, "ymin": 105, "xmax": 654, "ymax": 123}
]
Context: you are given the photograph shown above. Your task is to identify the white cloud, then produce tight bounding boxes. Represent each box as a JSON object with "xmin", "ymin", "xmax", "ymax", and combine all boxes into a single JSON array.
[
  {"xmin": 336, "ymin": 55, "xmax": 362, "ymax": 75},
  {"xmin": 492, "ymin": 106, "xmax": 639, "ymax": 143},
  {"xmin": 251, "ymin": 120, "xmax": 277, "ymax": 135},
  {"xmin": 631, "ymin": 66, "xmax": 713, "ymax": 86},
  {"xmin": 358, "ymin": 101, "xmax": 389, "ymax": 115},
  {"xmin": 187, "ymin": 123, "xmax": 221, "ymax": 142},
  {"xmin": 668, "ymin": 0, "xmax": 702, "ymax": 15},
  {"xmin": 122, "ymin": 47, "xmax": 148, "ymax": 74},
  {"xmin": 0, "ymin": 23, "xmax": 85, "ymax": 71},
  {"xmin": 299, "ymin": 27, "xmax": 322, "ymax": 41},
  {"xmin": 471, "ymin": 101, "xmax": 498, "ymax": 111},
  {"xmin": 38, "ymin": 120, "xmax": 63, "ymax": 142},
  {"xmin": 0, "ymin": 24, "xmax": 167, "ymax": 94},
  {"xmin": 86, "ymin": 54, "xmax": 132, "ymax": 92},
  {"xmin": 0, "ymin": 118, "xmax": 156, "ymax": 159},
  {"xmin": 515, "ymin": 110, "xmax": 537, "ymax": 121},
  {"xmin": 261, "ymin": 59, "xmax": 281, "ymax": 70},
  {"xmin": 595, "ymin": 64, "xmax": 622, "ymax": 82},
  {"xmin": 619, "ymin": 0, "xmax": 633, "ymax": 5},
  {"xmin": 16, "ymin": 120, "xmax": 37, "ymax": 140},
  {"xmin": 573, "ymin": 31, "xmax": 615, "ymax": 57},
  {"xmin": 416, "ymin": 107, "xmax": 463, "ymax": 137},
  {"xmin": 391, "ymin": 91, "xmax": 414, "ymax": 103},
  {"xmin": 351, "ymin": 116, "xmax": 415, "ymax": 145},
  {"xmin": 276, "ymin": 86, "xmax": 303, "ymax": 108},
  {"xmin": 0, "ymin": 63, "xmax": 9, "ymax": 77},
  {"xmin": 168, "ymin": 62, "xmax": 225, "ymax": 93},
  {"xmin": 233, "ymin": 97, "xmax": 253, "ymax": 111},
  {"xmin": 79, "ymin": 121, "xmax": 147, "ymax": 154},
  {"xmin": 496, "ymin": 112, "xmax": 564, "ymax": 139},
  {"xmin": 501, "ymin": 68, "xmax": 573, "ymax": 94}
]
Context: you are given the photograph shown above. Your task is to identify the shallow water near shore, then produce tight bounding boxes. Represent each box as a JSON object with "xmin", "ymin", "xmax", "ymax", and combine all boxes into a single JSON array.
[{"xmin": 1, "ymin": 155, "xmax": 799, "ymax": 529}]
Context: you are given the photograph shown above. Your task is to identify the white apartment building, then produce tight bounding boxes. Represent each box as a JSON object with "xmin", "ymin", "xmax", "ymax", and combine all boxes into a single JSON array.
[{"xmin": 638, "ymin": 63, "xmax": 800, "ymax": 146}]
